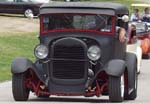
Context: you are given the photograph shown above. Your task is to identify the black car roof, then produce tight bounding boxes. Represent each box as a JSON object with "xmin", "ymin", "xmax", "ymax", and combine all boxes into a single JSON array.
[{"xmin": 40, "ymin": 2, "xmax": 129, "ymax": 15}]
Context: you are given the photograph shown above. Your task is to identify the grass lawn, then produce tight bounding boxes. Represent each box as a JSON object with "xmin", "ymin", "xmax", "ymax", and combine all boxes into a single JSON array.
[{"xmin": 0, "ymin": 32, "xmax": 38, "ymax": 82}]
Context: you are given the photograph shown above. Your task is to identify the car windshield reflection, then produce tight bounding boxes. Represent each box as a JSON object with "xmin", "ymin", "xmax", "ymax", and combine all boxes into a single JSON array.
[{"xmin": 42, "ymin": 14, "xmax": 114, "ymax": 33}]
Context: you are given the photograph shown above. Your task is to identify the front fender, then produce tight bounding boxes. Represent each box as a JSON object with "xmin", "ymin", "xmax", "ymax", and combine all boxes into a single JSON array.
[
  {"xmin": 104, "ymin": 59, "xmax": 126, "ymax": 77},
  {"xmin": 11, "ymin": 58, "xmax": 46, "ymax": 84},
  {"xmin": 11, "ymin": 57, "xmax": 34, "ymax": 74}
]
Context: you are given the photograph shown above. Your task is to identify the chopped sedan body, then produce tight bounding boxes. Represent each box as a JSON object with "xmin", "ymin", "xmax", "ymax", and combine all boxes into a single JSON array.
[{"xmin": 11, "ymin": 2, "xmax": 138, "ymax": 102}]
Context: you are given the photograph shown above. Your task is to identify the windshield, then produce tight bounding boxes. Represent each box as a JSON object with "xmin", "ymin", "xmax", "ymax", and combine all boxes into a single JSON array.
[{"xmin": 42, "ymin": 14, "xmax": 114, "ymax": 34}]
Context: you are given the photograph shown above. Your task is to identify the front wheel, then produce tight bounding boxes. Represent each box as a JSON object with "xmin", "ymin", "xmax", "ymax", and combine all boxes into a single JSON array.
[
  {"xmin": 124, "ymin": 65, "xmax": 137, "ymax": 100},
  {"xmin": 12, "ymin": 73, "xmax": 29, "ymax": 101},
  {"xmin": 24, "ymin": 9, "xmax": 34, "ymax": 18},
  {"xmin": 109, "ymin": 75, "xmax": 125, "ymax": 102}
]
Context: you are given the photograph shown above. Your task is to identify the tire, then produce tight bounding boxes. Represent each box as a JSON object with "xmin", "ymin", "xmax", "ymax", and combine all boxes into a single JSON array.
[
  {"xmin": 24, "ymin": 9, "xmax": 34, "ymax": 18},
  {"xmin": 124, "ymin": 52, "xmax": 138, "ymax": 100},
  {"xmin": 109, "ymin": 75, "xmax": 125, "ymax": 102},
  {"xmin": 12, "ymin": 73, "xmax": 29, "ymax": 101},
  {"xmin": 124, "ymin": 65, "xmax": 137, "ymax": 100}
]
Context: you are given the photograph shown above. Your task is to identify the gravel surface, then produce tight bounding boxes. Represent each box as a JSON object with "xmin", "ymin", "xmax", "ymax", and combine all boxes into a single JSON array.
[{"xmin": 0, "ymin": 14, "xmax": 39, "ymax": 33}]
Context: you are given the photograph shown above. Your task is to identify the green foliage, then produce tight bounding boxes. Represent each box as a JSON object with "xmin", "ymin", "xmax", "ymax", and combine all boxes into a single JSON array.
[
  {"xmin": 0, "ymin": 32, "xmax": 38, "ymax": 82},
  {"xmin": 52, "ymin": 0, "xmax": 139, "ymax": 14}
]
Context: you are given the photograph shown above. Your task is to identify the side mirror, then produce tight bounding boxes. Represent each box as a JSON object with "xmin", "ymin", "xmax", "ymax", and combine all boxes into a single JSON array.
[
  {"xmin": 121, "ymin": 15, "xmax": 129, "ymax": 22},
  {"xmin": 118, "ymin": 15, "xmax": 129, "ymax": 22}
]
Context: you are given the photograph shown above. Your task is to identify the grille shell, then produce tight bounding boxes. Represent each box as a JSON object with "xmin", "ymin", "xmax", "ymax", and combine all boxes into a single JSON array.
[{"xmin": 50, "ymin": 37, "xmax": 88, "ymax": 80}]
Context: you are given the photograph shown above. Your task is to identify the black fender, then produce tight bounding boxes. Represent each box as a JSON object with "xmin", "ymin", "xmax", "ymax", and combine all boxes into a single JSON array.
[
  {"xmin": 11, "ymin": 58, "xmax": 46, "ymax": 84},
  {"xmin": 87, "ymin": 59, "xmax": 126, "ymax": 87},
  {"xmin": 125, "ymin": 52, "xmax": 137, "ymax": 93},
  {"xmin": 104, "ymin": 59, "xmax": 126, "ymax": 77},
  {"xmin": 11, "ymin": 58, "xmax": 34, "ymax": 74}
]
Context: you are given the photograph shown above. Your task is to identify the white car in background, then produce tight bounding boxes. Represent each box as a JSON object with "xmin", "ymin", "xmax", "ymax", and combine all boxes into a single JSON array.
[
  {"xmin": 127, "ymin": 22, "xmax": 144, "ymax": 74},
  {"xmin": 127, "ymin": 40, "xmax": 142, "ymax": 74}
]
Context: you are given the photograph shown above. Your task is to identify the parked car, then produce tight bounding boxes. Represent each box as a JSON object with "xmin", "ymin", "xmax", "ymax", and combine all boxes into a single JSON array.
[
  {"xmin": 0, "ymin": 0, "xmax": 49, "ymax": 17},
  {"xmin": 135, "ymin": 22, "xmax": 150, "ymax": 59},
  {"xmin": 130, "ymin": 4, "xmax": 150, "ymax": 59},
  {"xmin": 11, "ymin": 2, "xmax": 138, "ymax": 102},
  {"xmin": 127, "ymin": 23, "xmax": 142, "ymax": 73},
  {"xmin": 129, "ymin": 21, "xmax": 150, "ymax": 59},
  {"xmin": 127, "ymin": 41, "xmax": 142, "ymax": 74},
  {"xmin": 127, "ymin": 38, "xmax": 142, "ymax": 74}
]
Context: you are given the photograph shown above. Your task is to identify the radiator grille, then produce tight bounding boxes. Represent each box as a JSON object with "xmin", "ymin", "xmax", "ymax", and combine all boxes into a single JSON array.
[
  {"xmin": 53, "ymin": 46, "xmax": 85, "ymax": 59},
  {"xmin": 53, "ymin": 60, "xmax": 85, "ymax": 79},
  {"xmin": 51, "ymin": 38, "xmax": 86, "ymax": 79}
]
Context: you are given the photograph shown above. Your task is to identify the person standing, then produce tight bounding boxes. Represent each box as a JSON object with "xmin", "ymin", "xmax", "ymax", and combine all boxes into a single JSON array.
[
  {"xmin": 142, "ymin": 7, "xmax": 150, "ymax": 22},
  {"xmin": 130, "ymin": 9, "xmax": 141, "ymax": 21}
]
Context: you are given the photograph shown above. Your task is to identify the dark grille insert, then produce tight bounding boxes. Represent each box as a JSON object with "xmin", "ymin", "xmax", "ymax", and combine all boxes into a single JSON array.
[
  {"xmin": 53, "ymin": 46, "xmax": 85, "ymax": 59},
  {"xmin": 52, "ymin": 60, "xmax": 85, "ymax": 79}
]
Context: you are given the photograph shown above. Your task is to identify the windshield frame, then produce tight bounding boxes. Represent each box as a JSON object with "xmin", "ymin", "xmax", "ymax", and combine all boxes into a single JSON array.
[{"xmin": 40, "ymin": 13, "xmax": 116, "ymax": 36}]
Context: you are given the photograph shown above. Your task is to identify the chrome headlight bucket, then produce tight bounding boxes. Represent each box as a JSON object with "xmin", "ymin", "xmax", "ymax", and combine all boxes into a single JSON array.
[
  {"xmin": 34, "ymin": 44, "xmax": 48, "ymax": 59},
  {"xmin": 87, "ymin": 45, "xmax": 101, "ymax": 61}
]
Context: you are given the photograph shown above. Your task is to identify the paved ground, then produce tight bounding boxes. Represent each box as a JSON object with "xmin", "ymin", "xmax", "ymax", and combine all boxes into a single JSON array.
[{"xmin": 0, "ymin": 60, "xmax": 150, "ymax": 104}]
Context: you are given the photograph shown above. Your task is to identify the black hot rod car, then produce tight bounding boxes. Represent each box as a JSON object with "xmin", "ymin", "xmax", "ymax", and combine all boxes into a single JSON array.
[{"xmin": 11, "ymin": 2, "xmax": 138, "ymax": 102}]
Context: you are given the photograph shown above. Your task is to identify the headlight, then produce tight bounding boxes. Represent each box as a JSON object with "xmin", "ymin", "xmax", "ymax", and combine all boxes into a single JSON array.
[
  {"xmin": 34, "ymin": 45, "xmax": 48, "ymax": 59},
  {"xmin": 87, "ymin": 45, "xmax": 101, "ymax": 61}
]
